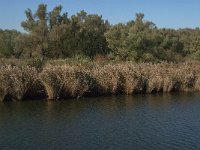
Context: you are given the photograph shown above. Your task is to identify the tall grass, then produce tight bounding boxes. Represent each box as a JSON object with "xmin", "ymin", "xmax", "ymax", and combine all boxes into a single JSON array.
[
  {"xmin": 1, "ymin": 61, "xmax": 200, "ymax": 101},
  {"xmin": 40, "ymin": 64, "xmax": 96, "ymax": 100},
  {"xmin": 0, "ymin": 65, "xmax": 38, "ymax": 101}
]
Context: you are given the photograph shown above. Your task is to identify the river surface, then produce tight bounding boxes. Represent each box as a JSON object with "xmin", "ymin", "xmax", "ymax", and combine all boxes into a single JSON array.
[{"xmin": 1, "ymin": 93, "xmax": 200, "ymax": 150}]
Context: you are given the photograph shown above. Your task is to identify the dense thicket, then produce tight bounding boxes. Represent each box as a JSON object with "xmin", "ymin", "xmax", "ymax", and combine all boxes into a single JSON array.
[
  {"xmin": 105, "ymin": 14, "xmax": 200, "ymax": 62},
  {"xmin": 0, "ymin": 4, "xmax": 200, "ymax": 62},
  {"xmin": 0, "ymin": 30, "xmax": 20, "ymax": 58}
]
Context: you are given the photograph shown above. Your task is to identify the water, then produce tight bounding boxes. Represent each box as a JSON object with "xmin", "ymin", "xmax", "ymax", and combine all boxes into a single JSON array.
[{"xmin": 1, "ymin": 93, "xmax": 200, "ymax": 150}]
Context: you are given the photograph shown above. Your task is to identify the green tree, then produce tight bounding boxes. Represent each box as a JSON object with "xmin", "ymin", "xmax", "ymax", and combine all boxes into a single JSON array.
[
  {"xmin": 105, "ymin": 23, "xmax": 129, "ymax": 60},
  {"xmin": 17, "ymin": 4, "xmax": 49, "ymax": 59},
  {"xmin": 78, "ymin": 13, "xmax": 110, "ymax": 58},
  {"xmin": 0, "ymin": 29, "xmax": 20, "ymax": 58}
]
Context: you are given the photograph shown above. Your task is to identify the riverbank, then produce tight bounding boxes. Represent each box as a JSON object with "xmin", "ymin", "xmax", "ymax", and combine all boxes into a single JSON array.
[{"xmin": 1, "ymin": 60, "xmax": 200, "ymax": 101}]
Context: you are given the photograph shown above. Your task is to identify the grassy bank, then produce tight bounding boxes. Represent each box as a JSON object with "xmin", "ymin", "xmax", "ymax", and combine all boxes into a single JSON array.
[{"xmin": 1, "ymin": 60, "xmax": 200, "ymax": 101}]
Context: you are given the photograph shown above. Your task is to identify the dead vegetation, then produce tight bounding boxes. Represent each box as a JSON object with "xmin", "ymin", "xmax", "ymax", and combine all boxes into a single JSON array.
[{"xmin": 1, "ymin": 61, "xmax": 200, "ymax": 101}]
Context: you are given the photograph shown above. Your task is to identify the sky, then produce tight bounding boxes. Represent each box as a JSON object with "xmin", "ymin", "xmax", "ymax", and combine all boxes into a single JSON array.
[{"xmin": 0, "ymin": 0, "xmax": 199, "ymax": 31}]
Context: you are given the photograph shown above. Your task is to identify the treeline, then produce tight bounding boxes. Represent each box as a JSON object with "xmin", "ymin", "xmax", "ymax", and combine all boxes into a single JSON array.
[{"xmin": 0, "ymin": 4, "xmax": 200, "ymax": 62}]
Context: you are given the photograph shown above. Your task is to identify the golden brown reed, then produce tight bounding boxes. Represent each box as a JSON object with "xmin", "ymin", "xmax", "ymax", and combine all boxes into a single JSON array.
[
  {"xmin": 1, "ymin": 61, "xmax": 200, "ymax": 101},
  {"xmin": 40, "ymin": 64, "xmax": 96, "ymax": 100},
  {"xmin": 0, "ymin": 65, "xmax": 38, "ymax": 101}
]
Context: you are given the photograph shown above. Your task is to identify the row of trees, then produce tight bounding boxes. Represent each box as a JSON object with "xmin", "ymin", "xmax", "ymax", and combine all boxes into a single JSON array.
[
  {"xmin": 15, "ymin": 4, "xmax": 110, "ymax": 59},
  {"xmin": 0, "ymin": 4, "xmax": 200, "ymax": 62},
  {"xmin": 105, "ymin": 14, "xmax": 200, "ymax": 61}
]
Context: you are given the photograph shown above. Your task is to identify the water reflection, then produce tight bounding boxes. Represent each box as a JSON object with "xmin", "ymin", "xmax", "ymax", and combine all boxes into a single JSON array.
[{"xmin": 1, "ymin": 93, "xmax": 200, "ymax": 149}]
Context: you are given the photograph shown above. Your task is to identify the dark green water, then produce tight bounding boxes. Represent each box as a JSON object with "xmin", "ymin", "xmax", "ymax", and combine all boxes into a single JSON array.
[{"xmin": 1, "ymin": 93, "xmax": 200, "ymax": 150}]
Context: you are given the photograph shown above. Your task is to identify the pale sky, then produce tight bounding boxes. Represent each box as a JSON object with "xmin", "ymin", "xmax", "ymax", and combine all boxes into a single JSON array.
[{"xmin": 0, "ymin": 0, "xmax": 199, "ymax": 31}]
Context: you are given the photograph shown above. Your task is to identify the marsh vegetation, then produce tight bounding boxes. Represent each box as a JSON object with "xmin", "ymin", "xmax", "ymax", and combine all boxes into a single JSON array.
[
  {"xmin": 0, "ymin": 60, "xmax": 200, "ymax": 101},
  {"xmin": 0, "ymin": 4, "xmax": 200, "ymax": 102}
]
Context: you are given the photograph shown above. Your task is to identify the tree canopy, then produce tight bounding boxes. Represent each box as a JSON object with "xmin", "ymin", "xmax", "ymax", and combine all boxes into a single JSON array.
[{"xmin": 0, "ymin": 4, "xmax": 200, "ymax": 62}]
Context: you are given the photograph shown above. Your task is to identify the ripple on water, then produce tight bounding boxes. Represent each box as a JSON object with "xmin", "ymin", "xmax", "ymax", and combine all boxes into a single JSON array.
[{"xmin": 1, "ymin": 93, "xmax": 200, "ymax": 149}]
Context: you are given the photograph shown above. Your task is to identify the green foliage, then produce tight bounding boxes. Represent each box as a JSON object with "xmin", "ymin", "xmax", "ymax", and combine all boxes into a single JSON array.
[
  {"xmin": 15, "ymin": 4, "xmax": 110, "ymax": 59},
  {"xmin": 105, "ymin": 23, "xmax": 129, "ymax": 60},
  {"xmin": 105, "ymin": 13, "xmax": 188, "ymax": 62},
  {"xmin": 0, "ymin": 4, "xmax": 200, "ymax": 62},
  {"xmin": 0, "ymin": 30, "xmax": 20, "ymax": 58}
]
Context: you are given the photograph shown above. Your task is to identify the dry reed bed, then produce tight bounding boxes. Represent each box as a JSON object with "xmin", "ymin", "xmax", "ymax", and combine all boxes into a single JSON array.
[
  {"xmin": 40, "ymin": 64, "xmax": 96, "ymax": 100},
  {"xmin": 1, "ymin": 62, "xmax": 200, "ymax": 101},
  {"xmin": 0, "ymin": 66, "xmax": 38, "ymax": 101}
]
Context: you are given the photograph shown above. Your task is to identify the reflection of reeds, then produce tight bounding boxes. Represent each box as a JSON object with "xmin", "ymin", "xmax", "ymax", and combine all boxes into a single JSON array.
[{"xmin": 1, "ymin": 61, "xmax": 200, "ymax": 101}]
